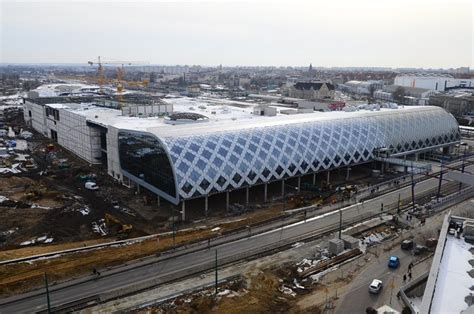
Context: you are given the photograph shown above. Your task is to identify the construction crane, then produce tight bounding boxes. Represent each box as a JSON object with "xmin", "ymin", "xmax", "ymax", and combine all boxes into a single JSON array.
[{"xmin": 87, "ymin": 56, "xmax": 148, "ymax": 97}]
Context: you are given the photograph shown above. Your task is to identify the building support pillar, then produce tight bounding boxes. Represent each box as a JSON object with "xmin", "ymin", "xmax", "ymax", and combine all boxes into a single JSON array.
[
  {"xmin": 281, "ymin": 179, "xmax": 285, "ymax": 197},
  {"xmin": 326, "ymin": 171, "xmax": 330, "ymax": 185},
  {"xmin": 263, "ymin": 183, "xmax": 268, "ymax": 202},
  {"xmin": 204, "ymin": 196, "xmax": 208, "ymax": 217},
  {"xmin": 312, "ymin": 173, "xmax": 316, "ymax": 185},
  {"xmin": 245, "ymin": 187, "xmax": 249, "ymax": 207},
  {"xmin": 346, "ymin": 166, "xmax": 350, "ymax": 181},
  {"xmin": 137, "ymin": 183, "xmax": 140, "ymax": 194},
  {"xmin": 181, "ymin": 201, "xmax": 186, "ymax": 221},
  {"xmin": 381, "ymin": 162, "xmax": 385, "ymax": 175},
  {"xmin": 415, "ymin": 153, "xmax": 419, "ymax": 161},
  {"xmin": 226, "ymin": 191, "xmax": 230, "ymax": 212},
  {"xmin": 297, "ymin": 176, "xmax": 301, "ymax": 191}
]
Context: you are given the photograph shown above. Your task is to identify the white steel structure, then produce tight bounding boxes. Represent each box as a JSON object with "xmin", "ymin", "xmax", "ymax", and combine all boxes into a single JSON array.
[{"xmin": 118, "ymin": 106, "xmax": 460, "ymax": 204}]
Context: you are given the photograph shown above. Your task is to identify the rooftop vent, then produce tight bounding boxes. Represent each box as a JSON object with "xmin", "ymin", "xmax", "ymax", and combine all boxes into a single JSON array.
[{"xmin": 164, "ymin": 112, "xmax": 209, "ymax": 125}]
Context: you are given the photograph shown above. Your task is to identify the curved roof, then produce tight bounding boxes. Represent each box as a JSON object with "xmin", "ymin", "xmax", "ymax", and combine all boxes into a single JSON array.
[{"xmin": 120, "ymin": 106, "xmax": 459, "ymax": 202}]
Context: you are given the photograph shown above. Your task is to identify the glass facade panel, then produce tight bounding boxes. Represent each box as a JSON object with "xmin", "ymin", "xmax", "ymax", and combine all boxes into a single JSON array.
[
  {"xmin": 118, "ymin": 107, "xmax": 459, "ymax": 202},
  {"xmin": 119, "ymin": 132, "xmax": 176, "ymax": 198}
]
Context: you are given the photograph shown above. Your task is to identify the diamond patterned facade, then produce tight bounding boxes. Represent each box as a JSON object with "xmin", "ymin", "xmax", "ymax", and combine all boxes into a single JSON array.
[{"xmin": 119, "ymin": 107, "xmax": 459, "ymax": 204}]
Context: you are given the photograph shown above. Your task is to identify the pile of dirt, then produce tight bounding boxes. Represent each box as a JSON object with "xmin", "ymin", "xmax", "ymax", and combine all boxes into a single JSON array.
[{"xmin": 138, "ymin": 270, "xmax": 303, "ymax": 314}]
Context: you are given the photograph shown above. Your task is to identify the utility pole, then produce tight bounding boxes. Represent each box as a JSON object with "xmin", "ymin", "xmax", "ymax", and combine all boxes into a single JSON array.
[
  {"xmin": 44, "ymin": 273, "xmax": 51, "ymax": 314},
  {"xmin": 172, "ymin": 210, "xmax": 176, "ymax": 248},
  {"xmin": 410, "ymin": 161, "xmax": 415, "ymax": 211},
  {"xmin": 338, "ymin": 209, "xmax": 342, "ymax": 239},
  {"xmin": 215, "ymin": 249, "xmax": 218, "ymax": 295},
  {"xmin": 397, "ymin": 193, "xmax": 401, "ymax": 214},
  {"xmin": 459, "ymin": 144, "xmax": 467, "ymax": 192},
  {"xmin": 437, "ymin": 159, "xmax": 443, "ymax": 201}
]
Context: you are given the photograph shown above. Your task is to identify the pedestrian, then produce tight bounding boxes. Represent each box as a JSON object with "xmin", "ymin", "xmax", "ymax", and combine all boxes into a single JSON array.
[
  {"xmin": 403, "ymin": 274, "xmax": 407, "ymax": 283},
  {"xmin": 408, "ymin": 272, "xmax": 412, "ymax": 280}
]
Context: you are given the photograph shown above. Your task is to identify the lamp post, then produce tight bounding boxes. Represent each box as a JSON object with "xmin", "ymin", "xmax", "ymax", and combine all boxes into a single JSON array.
[
  {"xmin": 44, "ymin": 273, "xmax": 51, "ymax": 314},
  {"xmin": 459, "ymin": 143, "xmax": 468, "ymax": 192}
]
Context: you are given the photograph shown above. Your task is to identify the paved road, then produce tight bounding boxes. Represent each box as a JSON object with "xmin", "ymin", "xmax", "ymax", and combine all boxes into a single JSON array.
[
  {"xmin": 334, "ymin": 205, "xmax": 454, "ymax": 314},
  {"xmin": 1, "ymin": 162, "xmax": 472, "ymax": 313},
  {"xmin": 336, "ymin": 246, "xmax": 413, "ymax": 313}
]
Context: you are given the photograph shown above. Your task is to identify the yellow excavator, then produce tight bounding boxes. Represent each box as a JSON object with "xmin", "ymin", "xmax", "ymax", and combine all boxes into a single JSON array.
[{"xmin": 105, "ymin": 213, "xmax": 133, "ymax": 236}]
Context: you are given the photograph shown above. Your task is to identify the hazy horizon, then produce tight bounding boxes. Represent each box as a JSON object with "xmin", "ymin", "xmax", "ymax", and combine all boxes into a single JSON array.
[{"xmin": 1, "ymin": 0, "xmax": 473, "ymax": 68}]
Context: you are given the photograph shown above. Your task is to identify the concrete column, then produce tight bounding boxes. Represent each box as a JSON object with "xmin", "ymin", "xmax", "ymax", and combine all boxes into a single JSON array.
[
  {"xmin": 226, "ymin": 191, "xmax": 230, "ymax": 212},
  {"xmin": 312, "ymin": 173, "xmax": 316, "ymax": 185},
  {"xmin": 415, "ymin": 153, "xmax": 419, "ymax": 161},
  {"xmin": 245, "ymin": 187, "xmax": 249, "ymax": 207},
  {"xmin": 204, "ymin": 196, "xmax": 208, "ymax": 217},
  {"xmin": 157, "ymin": 196, "xmax": 160, "ymax": 207},
  {"xmin": 381, "ymin": 162, "xmax": 385, "ymax": 175},
  {"xmin": 281, "ymin": 179, "xmax": 285, "ymax": 196},
  {"xmin": 263, "ymin": 183, "xmax": 268, "ymax": 202},
  {"xmin": 297, "ymin": 176, "xmax": 301, "ymax": 191},
  {"xmin": 326, "ymin": 171, "xmax": 330, "ymax": 185},
  {"xmin": 346, "ymin": 167, "xmax": 350, "ymax": 181},
  {"xmin": 181, "ymin": 201, "xmax": 186, "ymax": 221}
]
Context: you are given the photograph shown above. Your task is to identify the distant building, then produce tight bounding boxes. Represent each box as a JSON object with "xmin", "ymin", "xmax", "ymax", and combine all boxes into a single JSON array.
[
  {"xmin": 288, "ymin": 81, "xmax": 335, "ymax": 101},
  {"xmin": 340, "ymin": 80, "xmax": 384, "ymax": 96},
  {"xmin": 395, "ymin": 73, "xmax": 474, "ymax": 92},
  {"xmin": 429, "ymin": 92, "xmax": 474, "ymax": 117},
  {"xmin": 374, "ymin": 85, "xmax": 435, "ymax": 105}
]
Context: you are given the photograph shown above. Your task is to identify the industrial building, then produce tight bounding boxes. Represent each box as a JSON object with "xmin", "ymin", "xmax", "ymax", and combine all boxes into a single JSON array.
[
  {"xmin": 374, "ymin": 85, "xmax": 436, "ymax": 105},
  {"xmin": 394, "ymin": 73, "xmax": 474, "ymax": 92},
  {"xmin": 22, "ymin": 86, "xmax": 461, "ymax": 220},
  {"xmin": 339, "ymin": 80, "xmax": 384, "ymax": 96}
]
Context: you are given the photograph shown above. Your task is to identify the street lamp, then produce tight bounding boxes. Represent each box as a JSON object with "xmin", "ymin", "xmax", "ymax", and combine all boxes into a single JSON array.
[{"xmin": 459, "ymin": 142, "xmax": 468, "ymax": 192}]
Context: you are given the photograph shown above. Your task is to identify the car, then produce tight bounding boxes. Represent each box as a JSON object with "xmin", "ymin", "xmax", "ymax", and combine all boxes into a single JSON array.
[
  {"xmin": 369, "ymin": 279, "xmax": 383, "ymax": 294},
  {"xmin": 85, "ymin": 181, "xmax": 99, "ymax": 190},
  {"xmin": 413, "ymin": 245, "xmax": 428, "ymax": 255},
  {"xmin": 401, "ymin": 239, "xmax": 414, "ymax": 250},
  {"xmin": 388, "ymin": 256, "xmax": 400, "ymax": 268}
]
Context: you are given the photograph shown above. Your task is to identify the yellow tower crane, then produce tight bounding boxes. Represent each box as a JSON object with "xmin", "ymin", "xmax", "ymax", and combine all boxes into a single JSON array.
[{"xmin": 87, "ymin": 56, "xmax": 149, "ymax": 99}]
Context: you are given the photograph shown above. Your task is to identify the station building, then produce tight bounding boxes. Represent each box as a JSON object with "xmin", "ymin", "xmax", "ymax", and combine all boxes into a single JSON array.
[{"xmin": 23, "ymin": 93, "xmax": 460, "ymax": 220}]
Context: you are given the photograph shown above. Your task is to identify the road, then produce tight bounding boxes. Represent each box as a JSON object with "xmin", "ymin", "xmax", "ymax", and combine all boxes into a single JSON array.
[
  {"xmin": 334, "ymin": 199, "xmax": 460, "ymax": 314},
  {"xmin": 336, "ymin": 246, "xmax": 414, "ymax": 313},
  {"xmin": 0, "ymin": 162, "xmax": 472, "ymax": 313}
]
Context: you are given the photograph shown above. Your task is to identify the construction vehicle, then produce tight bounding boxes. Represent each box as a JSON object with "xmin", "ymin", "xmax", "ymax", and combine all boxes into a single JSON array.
[{"xmin": 104, "ymin": 213, "xmax": 133, "ymax": 238}]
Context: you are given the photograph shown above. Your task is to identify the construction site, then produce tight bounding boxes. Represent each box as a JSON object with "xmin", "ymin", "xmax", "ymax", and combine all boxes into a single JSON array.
[{"xmin": 1, "ymin": 70, "xmax": 473, "ymax": 312}]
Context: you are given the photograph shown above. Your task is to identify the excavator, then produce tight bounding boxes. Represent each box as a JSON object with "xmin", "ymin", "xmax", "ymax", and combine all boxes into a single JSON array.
[{"xmin": 104, "ymin": 213, "xmax": 133, "ymax": 238}]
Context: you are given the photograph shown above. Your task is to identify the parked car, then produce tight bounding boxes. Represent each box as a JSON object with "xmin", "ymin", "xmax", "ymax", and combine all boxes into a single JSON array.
[
  {"xmin": 369, "ymin": 279, "xmax": 383, "ymax": 294},
  {"xmin": 85, "ymin": 181, "xmax": 99, "ymax": 190},
  {"xmin": 413, "ymin": 245, "xmax": 428, "ymax": 255},
  {"xmin": 401, "ymin": 239, "xmax": 414, "ymax": 250},
  {"xmin": 388, "ymin": 256, "xmax": 400, "ymax": 268}
]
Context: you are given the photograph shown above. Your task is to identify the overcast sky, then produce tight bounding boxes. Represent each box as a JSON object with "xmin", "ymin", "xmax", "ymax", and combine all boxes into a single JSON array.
[{"xmin": 1, "ymin": 0, "xmax": 473, "ymax": 68}]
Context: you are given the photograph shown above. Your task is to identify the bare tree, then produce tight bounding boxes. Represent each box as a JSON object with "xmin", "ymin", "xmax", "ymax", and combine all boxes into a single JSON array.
[{"xmin": 392, "ymin": 86, "xmax": 406, "ymax": 104}]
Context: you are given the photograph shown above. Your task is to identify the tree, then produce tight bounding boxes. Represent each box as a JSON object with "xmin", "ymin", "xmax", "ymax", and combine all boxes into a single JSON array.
[
  {"xmin": 149, "ymin": 72, "xmax": 157, "ymax": 83},
  {"xmin": 392, "ymin": 86, "xmax": 406, "ymax": 104}
]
